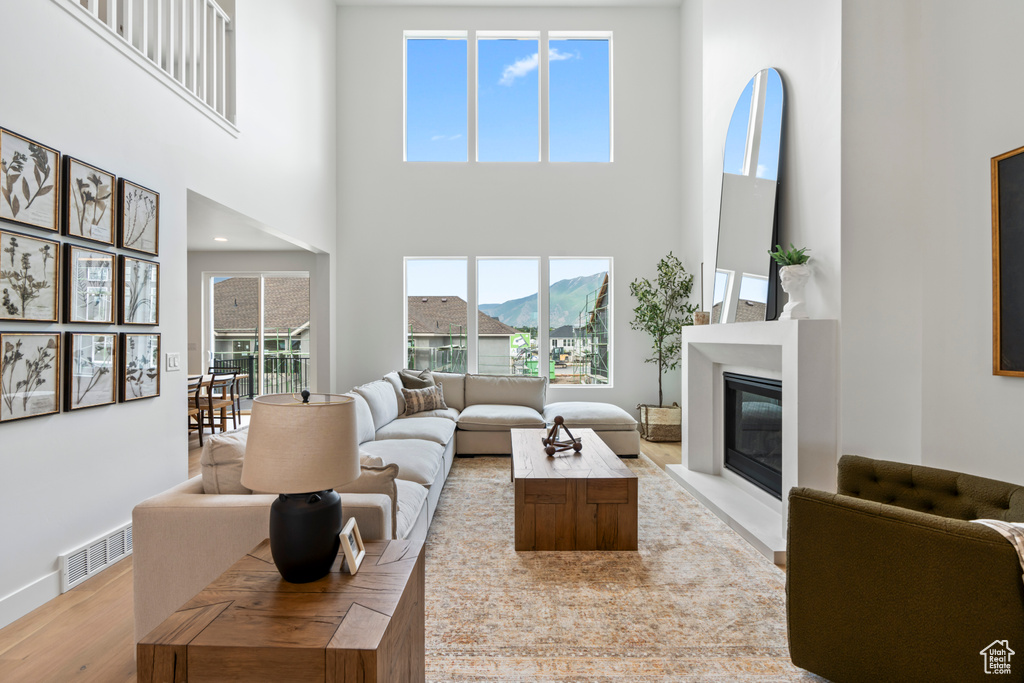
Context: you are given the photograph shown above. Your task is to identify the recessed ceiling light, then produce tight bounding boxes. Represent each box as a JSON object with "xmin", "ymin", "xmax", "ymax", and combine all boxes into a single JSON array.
[{"xmin": 214, "ymin": 237, "xmax": 228, "ymax": 242}]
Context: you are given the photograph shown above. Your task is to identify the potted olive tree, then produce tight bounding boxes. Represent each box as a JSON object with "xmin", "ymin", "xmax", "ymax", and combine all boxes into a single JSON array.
[{"xmin": 629, "ymin": 252, "xmax": 698, "ymax": 442}]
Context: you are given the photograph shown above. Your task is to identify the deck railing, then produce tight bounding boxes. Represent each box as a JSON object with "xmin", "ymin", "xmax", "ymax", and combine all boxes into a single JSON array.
[
  {"xmin": 63, "ymin": 0, "xmax": 234, "ymax": 123},
  {"xmin": 212, "ymin": 354, "xmax": 310, "ymax": 399}
]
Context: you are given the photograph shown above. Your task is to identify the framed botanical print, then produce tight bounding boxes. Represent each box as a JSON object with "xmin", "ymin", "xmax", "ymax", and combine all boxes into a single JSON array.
[
  {"xmin": 0, "ymin": 129, "xmax": 60, "ymax": 233},
  {"xmin": 65, "ymin": 246, "xmax": 114, "ymax": 324},
  {"xmin": 118, "ymin": 178, "xmax": 159, "ymax": 256},
  {"xmin": 121, "ymin": 333, "xmax": 160, "ymax": 401},
  {"xmin": 119, "ymin": 255, "xmax": 158, "ymax": 325},
  {"xmin": 1, "ymin": 332, "xmax": 60, "ymax": 422},
  {"xmin": 63, "ymin": 157, "xmax": 115, "ymax": 245},
  {"xmin": 0, "ymin": 229, "xmax": 59, "ymax": 322},
  {"xmin": 66, "ymin": 332, "xmax": 116, "ymax": 410}
]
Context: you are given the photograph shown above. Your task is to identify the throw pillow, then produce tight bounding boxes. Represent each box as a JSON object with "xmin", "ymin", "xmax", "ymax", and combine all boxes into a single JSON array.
[
  {"xmin": 335, "ymin": 463, "xmax": 400, "ymax": 539},
  {"xmin": 200, "ymin": 425, "xmax": 251, "ymax": 495},
  {"xmin": 402, "ymin": 384, "xmax": 447, "ymax": 416},
  {"xmin": 399, "ymin": 367, "xmax": 435, "ymax": 389}
]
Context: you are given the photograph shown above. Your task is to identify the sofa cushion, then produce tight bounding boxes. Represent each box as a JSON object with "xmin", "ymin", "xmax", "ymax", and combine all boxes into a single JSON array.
[
  {"xmin": 433, "ymin": 371, "xmax": 465, "ymax": 411},
  {"xmin": 399, "ymin": 368, "xmax": 435, "ymax": 389},
  {"xmin": 354, "ymin": 380, "xmax": 400, "ymax": 431},
  {"xmin": 343, "ymin": 392, "xmax": 376, "ymax": 444},
  {"xmin": 458, "ymin": 404, "xmax": 545, "ymax": 431},
  {"xmin": 397, "ymin": 407, "xmax": 460, "ymax": 421},
  {"xmin": 335, "ymin": 463, "xmax": 399, "ymax": 539},
  {"xmin": 360, "ymin": 439, "xmax": 443, "ymax": 486},
  {"xmin": 465, "ymin": 374, "xmax": 546, "ymax": 412},
  {"xmin": 376, "ymin": 416, "xmax": 456, "ymax": 445},
  {"xmin": 403, "ymin": 384, "xmax": 447, "ymax": 416},
  {"xmin": 200, "ymin": 425, "xmax": 251, "ymax": 494},
  {"xmin": 396, "ymin": 479, "xmax": 428, "ymax": 540},
  {"xmin": 382, "ymin": 371, "xmax": 406, "ymax": 416},
  {"xmin": 542, "ymin": 402, "xmax": 638, "ymax": 431}
]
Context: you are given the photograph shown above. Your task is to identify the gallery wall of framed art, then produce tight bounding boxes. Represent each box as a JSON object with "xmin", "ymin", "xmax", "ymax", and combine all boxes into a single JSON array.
[{"xmin": 0, "ymin": 125, "xmax": 161, "ymax": 420}]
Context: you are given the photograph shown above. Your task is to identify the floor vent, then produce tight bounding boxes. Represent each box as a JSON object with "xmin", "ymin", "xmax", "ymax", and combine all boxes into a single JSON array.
[{"xmin": 59, "ymin": 522, "xmax": 133, "ymax": 593}]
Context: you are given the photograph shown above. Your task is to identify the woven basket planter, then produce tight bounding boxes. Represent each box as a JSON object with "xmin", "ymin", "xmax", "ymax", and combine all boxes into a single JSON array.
[{"xmin": 637, "ymin": 403, "xmax": 681, "ymax": 442}]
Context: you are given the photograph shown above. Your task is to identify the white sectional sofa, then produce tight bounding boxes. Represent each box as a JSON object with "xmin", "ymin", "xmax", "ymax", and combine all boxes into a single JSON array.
[{"xmin": 132, "ymin": 371, "xmax": 638, "ymax": 642}]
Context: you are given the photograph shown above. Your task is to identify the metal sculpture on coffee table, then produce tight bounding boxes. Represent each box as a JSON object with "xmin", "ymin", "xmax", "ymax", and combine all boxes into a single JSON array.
[{"xmin": 542, "ymin": 415, "xmax": 583, "ymax": 456}]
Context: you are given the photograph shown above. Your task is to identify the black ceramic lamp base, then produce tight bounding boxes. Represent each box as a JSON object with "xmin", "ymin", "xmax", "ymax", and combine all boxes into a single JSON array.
[{"xmin": 269, "ymin": 489, "xmax": 342, "ymax": 583}]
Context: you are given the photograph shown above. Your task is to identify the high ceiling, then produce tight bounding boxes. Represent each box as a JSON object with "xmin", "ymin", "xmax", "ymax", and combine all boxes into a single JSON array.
[
  {"xmin": 187, "ymin": 191, "xmax": 310, "ymax": 252},
  {"xmin": 334, "ymin": 0, "xmax": 679, "ymax": 6}
]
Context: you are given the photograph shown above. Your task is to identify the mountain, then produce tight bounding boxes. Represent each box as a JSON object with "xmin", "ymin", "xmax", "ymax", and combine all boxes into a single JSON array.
[{"xmin": 479, "ymin": 271, "xmax": 607, "ymax": 329}]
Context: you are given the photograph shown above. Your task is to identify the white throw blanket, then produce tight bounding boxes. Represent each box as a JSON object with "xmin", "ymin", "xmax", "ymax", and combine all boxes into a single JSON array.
[{"xmin": 973, "ymin": 519, "xmax": 1024, "ymax": 580}]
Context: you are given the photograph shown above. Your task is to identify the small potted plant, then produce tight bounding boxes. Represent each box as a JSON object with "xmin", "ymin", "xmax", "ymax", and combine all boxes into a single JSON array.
[
  {"xmin": 768, "ymin": 244, "xmax": 811, "ymax": 320},
  {"xmin": 629, "ymin": 252, "xmax": 698, "ymax": 442}
]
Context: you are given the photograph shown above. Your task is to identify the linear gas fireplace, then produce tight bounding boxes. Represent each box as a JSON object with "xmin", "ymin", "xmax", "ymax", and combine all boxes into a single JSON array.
[{"xmin": 724, "ymin": 372, "xmax": 782, "ymax": 499}]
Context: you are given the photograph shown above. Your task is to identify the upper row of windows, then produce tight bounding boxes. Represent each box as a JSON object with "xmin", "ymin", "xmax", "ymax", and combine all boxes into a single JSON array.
[{"xmin": 404, "ymin": 31, "xmax": 613, "ymax": 163}]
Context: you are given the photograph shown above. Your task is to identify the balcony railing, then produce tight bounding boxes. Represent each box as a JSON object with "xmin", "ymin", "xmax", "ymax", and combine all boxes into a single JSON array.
[
  {"xmin": 212, "ymin": 353, "xmax": 310, "ymax": 400},
  {"xmin": 60, "ymin": 0, "xmax": 234, "ymax": 124}
]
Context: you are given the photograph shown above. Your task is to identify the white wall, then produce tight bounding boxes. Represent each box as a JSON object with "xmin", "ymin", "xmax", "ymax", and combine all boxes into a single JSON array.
[
  {"xmin": 336, "ymin": 6, "xmax": 686, "ymax": 411},
  {"xmin": 702, "ymin": 0, "xmax": 842, "ymax": 320},
  {"xmin": 841, "ymin": 0, "xmax": 1024, "ymax": 482},
  {"xmin": 0, "ymin": 0, "xmax": 337, "ymax": 628}
]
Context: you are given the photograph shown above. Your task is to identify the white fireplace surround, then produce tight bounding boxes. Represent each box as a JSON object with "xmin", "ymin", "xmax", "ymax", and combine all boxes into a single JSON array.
[{"xmin": 666, "ymin": 319, "xmax": 839, "ymax": 563}]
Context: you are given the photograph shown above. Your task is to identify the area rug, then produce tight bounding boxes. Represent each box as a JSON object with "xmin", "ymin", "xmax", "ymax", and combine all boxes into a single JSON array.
[{"xmin": 423, "ymin": 454, "xmax": 825, "ymax": 682}]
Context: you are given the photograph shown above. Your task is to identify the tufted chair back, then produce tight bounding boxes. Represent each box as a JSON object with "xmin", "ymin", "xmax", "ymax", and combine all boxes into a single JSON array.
[{"xmin": 838, "ymin": 454, "xmax": 1024, "ymax": 522}]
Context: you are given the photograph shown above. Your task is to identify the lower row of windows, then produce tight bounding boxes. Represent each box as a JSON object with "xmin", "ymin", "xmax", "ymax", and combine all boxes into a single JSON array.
[{"xmin": 406, "ymin": 257, "xmax": 612, "ymax": 386}]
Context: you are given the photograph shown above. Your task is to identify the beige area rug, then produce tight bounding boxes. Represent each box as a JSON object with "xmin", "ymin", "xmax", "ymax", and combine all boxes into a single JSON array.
[{"xmin": 423, "ymin": 454, "xmax": 826, "ymax": 682}]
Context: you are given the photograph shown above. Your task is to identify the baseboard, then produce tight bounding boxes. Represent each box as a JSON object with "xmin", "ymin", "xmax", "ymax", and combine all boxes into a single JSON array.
[{"xmin": 0, "ymin": 571, "xmax": 61, "ymax": 630}]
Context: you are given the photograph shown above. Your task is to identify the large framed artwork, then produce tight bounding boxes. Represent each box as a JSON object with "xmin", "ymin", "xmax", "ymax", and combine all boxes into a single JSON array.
[
  {"xmin": 66, "ymin": 332, "xmax": 116, "ymax": 411},
  {"xmin": 1, "ymin": 331, "xmax": 60, "ymax": 423},
  {"xmin": 118, "ymin": 179, "xmax": 159, "ymax": 256},
  {"xmin": 119, "ymin": 255, "xmax": 159, "ymax": 325},
  {"xmin": 0, "ymin": 229, "xmax": 59, "ymax": 322},
  {"xmin": 65, "ymin": 246, "xmax": 114, "ymax": 324},
  {"xmin": 0, "ymin": 129, "xmax": 60, "ymax": 233},
  {"xmin": 992, "ymin": 145, "xmax": 1024, "ymax": 376},
  {"xmin": 121, "ymin": 333, "xmax": 160, "ymax": 401},
  {"xmin": 63, "ymin": 157, "xmax": 115, "ymax": 245}
]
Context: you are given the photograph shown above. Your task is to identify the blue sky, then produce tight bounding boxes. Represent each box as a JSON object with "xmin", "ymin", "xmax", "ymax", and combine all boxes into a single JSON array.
[
  {"xmin": 406, "ymin": 259, "xmax": 467, "ymax": 298},
  {"xmin": 478, "ymin": 259, "xmax": 539, "ymax": 304},
  {"xmin": 406, "ymin": 37, "xmax": 610, "ymax": 162},
  {"xmin": 723, "ymin": 69, "xmax": 782, "ymax": 181},
  {"xmin": 408, "ymin": 258, "xmax": 609, "ymax": 305}
]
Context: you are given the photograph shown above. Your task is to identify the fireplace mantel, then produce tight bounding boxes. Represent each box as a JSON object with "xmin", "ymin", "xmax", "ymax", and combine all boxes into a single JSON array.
[{"xmin": 666, "ymin": 319, "xmax": 839, "ymax": 563}]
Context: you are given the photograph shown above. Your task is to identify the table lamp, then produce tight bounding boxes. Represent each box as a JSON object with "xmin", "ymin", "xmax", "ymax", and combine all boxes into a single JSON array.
[{"xmin": 241, "ymin": 391, "xmax": 360, "ymax": 583}]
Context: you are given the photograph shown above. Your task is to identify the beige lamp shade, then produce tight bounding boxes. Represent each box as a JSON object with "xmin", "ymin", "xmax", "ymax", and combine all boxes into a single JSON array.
[{"xmin": 241, "ymin": 393, "xmax": 360, "ymax": 494}]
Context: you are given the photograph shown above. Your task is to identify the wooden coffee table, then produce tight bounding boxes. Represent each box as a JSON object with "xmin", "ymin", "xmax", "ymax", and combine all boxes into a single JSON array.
[
  {"xmin": 512, "ymin": 427, "xmax": 638, "ymax": 551},
  {"xmin": 137, "ymin": 538, "xmax": 424, "ymax": 682}
]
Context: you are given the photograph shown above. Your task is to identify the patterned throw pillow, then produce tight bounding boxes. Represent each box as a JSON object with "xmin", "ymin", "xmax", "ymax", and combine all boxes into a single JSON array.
[
  {"xmin": 402, "ymin": 384, "xmax": 447, "ymax": 415},
  {"xmin": 399, "ymin": 367, "xmax": 435, "ymax": 389}
]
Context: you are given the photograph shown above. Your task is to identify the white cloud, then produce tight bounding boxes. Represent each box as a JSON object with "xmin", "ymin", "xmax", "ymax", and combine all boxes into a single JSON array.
[
  {"xmin": 499, "ymin": 48, "xmax": 575, "ymax": 86},
  {"xmin": 431, "ymin": 134, "xmax": 462, "ymax": 142}
]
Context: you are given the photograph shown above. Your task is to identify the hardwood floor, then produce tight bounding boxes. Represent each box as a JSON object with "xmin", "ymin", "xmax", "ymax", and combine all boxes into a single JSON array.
[{"xmin": 0, "ymin": 438, "xmax": 680, "ymax": 682}]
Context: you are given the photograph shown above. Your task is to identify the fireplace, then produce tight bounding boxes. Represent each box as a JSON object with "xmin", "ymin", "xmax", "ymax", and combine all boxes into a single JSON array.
[{"xmin": 723, "ymin": 372, "xmax": 782, "ymax": 499}]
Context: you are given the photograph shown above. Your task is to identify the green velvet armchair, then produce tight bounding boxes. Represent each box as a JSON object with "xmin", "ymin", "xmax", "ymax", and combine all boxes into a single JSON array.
[{"xmin": 787, "ymin": 454, "xmax": 1024, "ymax": 682}]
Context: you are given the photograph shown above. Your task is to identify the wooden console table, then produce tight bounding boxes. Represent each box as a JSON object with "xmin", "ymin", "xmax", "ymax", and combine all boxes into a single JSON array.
[
  {"xmin": 137, "ymin": 538, "xmax": 424, "ymax": 682},
  {"xmin": 512, "ymin": 427, "xmax": 638, "ymax": 551}
]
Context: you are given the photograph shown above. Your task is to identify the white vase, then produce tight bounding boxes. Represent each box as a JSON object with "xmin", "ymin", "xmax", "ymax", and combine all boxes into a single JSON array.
[{"xmin": 778, "ymin": 264, "xmax": 811, "ymax": 320}]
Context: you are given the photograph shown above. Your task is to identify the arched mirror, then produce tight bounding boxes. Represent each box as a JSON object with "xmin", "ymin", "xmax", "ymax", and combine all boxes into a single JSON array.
[{"xmin": 711, "ymin": 68, "xmax": 785, "ymax": 323}]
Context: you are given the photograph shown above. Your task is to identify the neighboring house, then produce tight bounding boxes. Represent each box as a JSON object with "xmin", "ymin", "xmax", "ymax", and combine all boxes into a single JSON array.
[
  {"xmin": 407, "ymin": 296, "xmax": 518, "ymax": 374},
  {"xmin": 213, "ymin": 277, "xmax": 311, "ymax": 359},
  {"xmin": 581, "ymin": 273, "xmax": 610, "ymax": 384}
]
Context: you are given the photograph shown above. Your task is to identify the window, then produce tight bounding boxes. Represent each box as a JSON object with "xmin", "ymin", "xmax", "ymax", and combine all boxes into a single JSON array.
[
  {"xmin": 477, "ymin": 33, "xmax": 540, "ymax": 162},
  {"xmin": 549, "ymin": 258, "xmax": 611, "ymax": 385},
  {"xmin": 405, "ymin": 258, "xmax": 468, "ymax": 373},
  {"xmin": 477, "ymin": 258, "xmax": 539, "ymax": 375},
  {"xmin": 404, "ymin": 30, "xmax": 611, "ymax": 162},
  {"xmin": 549, "ymin": 33, "xmax": 612, "ymax": 162},
  {"xmin": 405, "ymin": 32, "xmax": 468, "ymax": 162}
]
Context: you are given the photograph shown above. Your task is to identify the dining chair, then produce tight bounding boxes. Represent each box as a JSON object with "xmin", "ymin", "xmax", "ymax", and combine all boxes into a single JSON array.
[
  {"xmin": 205, "ymin": 371, "xmax": 239, "ymax": 433},
  {"xmin": 209, "ymin": 365, "xmax": 244, "ymax": 418},
  {"xmin": 187, "ymin": 375, "xmax": 205, "ymax": 446}
]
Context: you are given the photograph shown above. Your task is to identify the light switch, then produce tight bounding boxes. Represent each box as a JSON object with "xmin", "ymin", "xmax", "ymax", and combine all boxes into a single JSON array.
[{"xmin": 166, "ymin": 352, "xmax": 181, "ymax": 372}]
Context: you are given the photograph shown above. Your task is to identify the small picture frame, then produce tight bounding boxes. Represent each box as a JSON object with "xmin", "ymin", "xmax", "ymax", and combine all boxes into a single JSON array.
[
  {"xmin": 65, "ymin": 246, "xmax": 114, "ymax": 324},
  {"xmin": 119, "ymin": 255, "xmax": 159, "ymax": 325},
  {"xmin": 66, "ymin": 332, "xmax": 116, "ymax": 411},
  {"xmin": 339, "ymin": 517, "xmax": 365, "ymax": 575},
  {"xmin": 1, "ymin": 331, "xmax": 61, "ymax": 423},
  {"xmin": 0, "ymin": 228, "xmax": 60, "ymax": 322},
  {"xmin": 120, "ymin": 332, "xmax": 160, "ymax": 401},
  {"xmin": 118, "ymin": 178, "xmax": 159, "ymax": 256},
  {"xmin": 0, "ymin": 128, "xmax": 60, "ymax": 233},
  {"xmin": 63, "ymin": 157, "xmax": 115, "ymax": 245}
]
